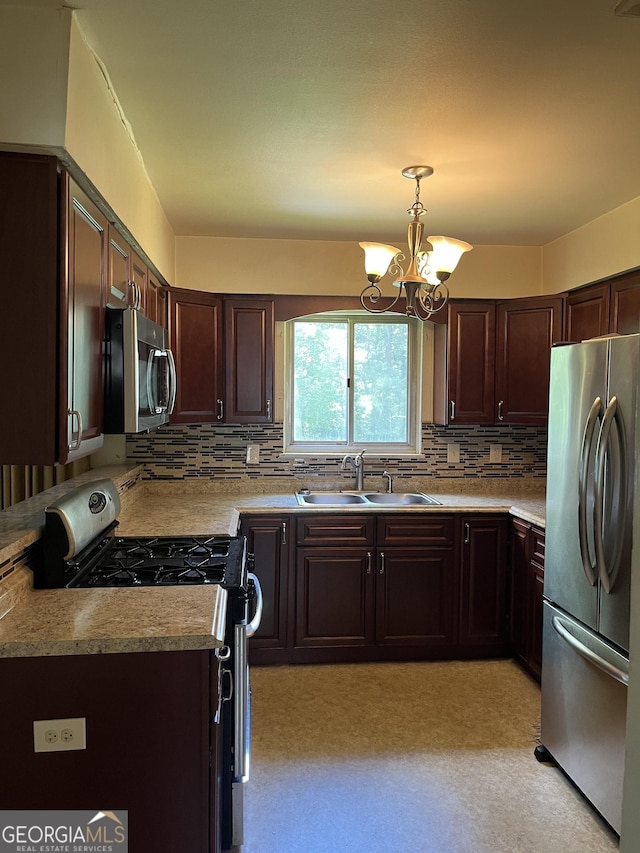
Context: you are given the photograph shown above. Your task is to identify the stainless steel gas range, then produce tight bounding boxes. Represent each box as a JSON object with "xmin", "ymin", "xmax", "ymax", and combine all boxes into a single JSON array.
[{"xmin": 35, "ymin": 478, "xmax": 262, "ymax": 851}]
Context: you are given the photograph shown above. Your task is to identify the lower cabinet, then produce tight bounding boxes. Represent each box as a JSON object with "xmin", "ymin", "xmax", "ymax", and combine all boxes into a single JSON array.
[
  {"xmin": 0, "ymin": 650, "xmax": 223, "ymax": 853},
  {"xmin": 459, "ymin": 515, "xmax": 510, "ymax": 656},
  {"xmin": 240, "ymin": 515, "xmax": 290, "ymax": 664},
  {"xmin": 510, "ymin": 518, "xmax": 545, "ymax": 680}
]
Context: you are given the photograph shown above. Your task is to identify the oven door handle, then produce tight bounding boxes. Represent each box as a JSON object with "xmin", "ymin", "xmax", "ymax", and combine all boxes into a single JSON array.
[{"xmin": 246, "ymin": 572, "xmax": 263, "ymax": 638}]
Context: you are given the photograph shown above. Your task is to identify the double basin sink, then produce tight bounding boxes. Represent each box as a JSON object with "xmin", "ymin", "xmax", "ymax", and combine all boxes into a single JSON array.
[{"xmin": 295, "ymin": 491, "xmax": 441, "ymax": 507}]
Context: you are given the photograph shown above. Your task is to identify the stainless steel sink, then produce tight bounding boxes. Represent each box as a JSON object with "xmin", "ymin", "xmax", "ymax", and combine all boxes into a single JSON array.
[
  {"xmin": 361, "ymin": 492, "xmax": 441, "ymax": 506},
  {"xmin": 294, "ymin": 491, "xmax": 440, "ymax": 507},
  {"xmin": 295, "ymin": 492, "xmax": 367, "ymax": 505}
]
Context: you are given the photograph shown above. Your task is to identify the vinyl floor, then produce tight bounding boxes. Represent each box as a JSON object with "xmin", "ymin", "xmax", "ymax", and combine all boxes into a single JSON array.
[{"xmin": 244, "ymin": 659, "xmax": 619, "ymax": 853}]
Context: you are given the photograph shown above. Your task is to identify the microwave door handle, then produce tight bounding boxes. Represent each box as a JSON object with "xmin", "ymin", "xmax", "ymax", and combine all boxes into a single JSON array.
[
  {"xmin": 146, "ymin": 348, "xmax": 161, "ymax": 414},
  {"xmin": 166, "ymin": 348, "xmax": 177, "ymax": 414}
]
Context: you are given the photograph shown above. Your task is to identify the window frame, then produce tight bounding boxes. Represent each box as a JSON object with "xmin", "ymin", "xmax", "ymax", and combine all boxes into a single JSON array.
[{"xmin": 283, "ymin": 311, "xmax": 423, "ymax": 455}]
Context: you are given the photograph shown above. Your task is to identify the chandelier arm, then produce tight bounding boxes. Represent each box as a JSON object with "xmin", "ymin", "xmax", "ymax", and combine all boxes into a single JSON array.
[
  {"xmin": 416, "ymin": 282, "xmax": 450, "ymax": 316},
  {"xmin": 360, "ymin": 283, "xmax": 404, "ymax": 315}
]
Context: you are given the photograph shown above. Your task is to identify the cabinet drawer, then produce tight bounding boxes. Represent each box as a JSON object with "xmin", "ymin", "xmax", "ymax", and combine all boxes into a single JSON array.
[
  {"xmin": 531, "ymin": 527, "xmax": 545, "ymax": 567},
  {"xmin": 296, "ymin": 515, "xmax": 374, "ymax": 547},
  {"xmin": 376, "ymin": 515, "xmax": 454, "ymax": 547}
]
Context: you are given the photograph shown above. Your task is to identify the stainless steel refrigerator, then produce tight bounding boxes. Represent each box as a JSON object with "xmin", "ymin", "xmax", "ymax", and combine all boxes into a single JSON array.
[{"xmin": 540, "ymin": 333, "xmax": 638, "ymax": 835}]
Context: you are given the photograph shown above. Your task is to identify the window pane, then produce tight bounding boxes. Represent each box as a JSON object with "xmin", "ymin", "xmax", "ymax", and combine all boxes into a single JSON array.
[
  {"xmin": 353, "ymin": 322, "xmax": 408, "ymax": 443},
  {"xmin": 293, "ymin": 322, "xmax": 348, "ymax": 442}
]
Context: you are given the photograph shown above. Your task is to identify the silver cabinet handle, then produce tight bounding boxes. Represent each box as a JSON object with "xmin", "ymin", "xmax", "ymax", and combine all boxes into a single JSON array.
[
  {"xmin": 281, "ymin": 521, "xmax": 287, "ymax": 545},
  {"xmin": 379, "ymin": 552, "xmax": 385, "ymax": 575},
  {"xmin": 464, "ymin": 522, "xmax": 470, "ymax": 545},
  {"xmin": 128, "ymin": 281, "xmax": 141, "ymax": 311},
  {"xmin": 450, "ymin": 400, "xmax": 455, "ymax": 421},
  {"xmin": 221, "ymin": 668, "xmax": 234, "ymax": 702},
  {"xmin": 366, "ymin": 552, "xmax": 372, "ymax": 574},
  {"xmin": 266, "ymin": 398, "xmax": 272, "ymax": 420},
  {"xmin": 216, "ymin": 399, "xmax": 224, "ymax": 420},
  {"xmin": 497, "ymin": 400, "xmax": 504, "ymax": 421},
  {"xmin": 216, "ymin": 645, "xmax": 231, "ymax": 661},
  {"xmin": 68, "ymin": 408, "xmax": 83, "ymax": 451}
]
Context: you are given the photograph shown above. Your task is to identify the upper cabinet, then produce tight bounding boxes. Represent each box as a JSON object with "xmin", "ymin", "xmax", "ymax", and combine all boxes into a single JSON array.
[
  {"xmin": 0, "ymin": 153, "xmax": 107, "ymax": 465},
  {"xmin": 566, "ymin": 270, "xmax": 640, "ymax": 341},
  {"xmin": 435, "ymin": 295, "xmax": 564, "ymax": 426},
  {"xmin": 107, "ymin": 228, "xmax": 167, "ymax": 327},
  {"xmin": 167, "ymin": 289, "xmax": 274, "ymax": 425}
]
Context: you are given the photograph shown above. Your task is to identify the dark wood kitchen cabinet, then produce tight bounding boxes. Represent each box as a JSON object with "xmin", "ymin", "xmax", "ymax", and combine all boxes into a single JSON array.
[
  {"xmin": 435, "ymin": 296, "xmax": 564, "ymax": 425},
  {"xmin": 0, "ymin": 153, "xmax": 106, "ymax": 465},
  {"xmin": 167, "ymin": 290, "xmax": 274, "ymax": 424},
  {"xmin": 495, "ymin": 296, "xmax": 564, "ymax": 425},
  {"xmin": 240, "ymin": 514, "xmax": 291, "ymax": 664},
  {"xmin": 168, "ymin": 288, "xmax": 225, "ymax": 423},
  {"xmin": 0, "ymin": 650, "xmax": 223, "ymax": 853},
  {"xmin": 564, "ymin": 269, "xmax": 640, "ymax": 341},
  {"xmin": 224, "ymin": 297, "xmax": 274, "ymax": 423},
  {"xmin": 510, "ymin": 518, "xmax": 545, "ymax": 681},
  {"xmin": 458, "ymin": 515, "xmax": 509, "ymax": 656},
  {"xmin": 434, "ymin": 301, "xmax": 496, "ymax": 424}
]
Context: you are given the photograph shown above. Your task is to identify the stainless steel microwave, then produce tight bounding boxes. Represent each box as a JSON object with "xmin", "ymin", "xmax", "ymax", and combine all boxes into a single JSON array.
[{"xmin": 104, "ymin": 307, "xmax": 177, "ymax": 434}]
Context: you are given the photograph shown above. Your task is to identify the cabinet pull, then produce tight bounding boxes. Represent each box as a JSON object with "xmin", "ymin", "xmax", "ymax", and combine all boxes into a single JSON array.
[
  {"xmin": 450, "ymin": 400, "xmax": 455, "ymax": 421},
  {"xmin": 266, "ymin": 399, "xmax": 272, "ymax": 420},
  {"xmin": 128, "ymin": 280, "xmax": 141, "ymax": 311},
  {"xmin": 68, "ymin": 409, "xmax": 83, "ymax": 451},
  {"xmin": 281, "ymin": 522, "xmax": 287, "ymax": 545},
  {"xmin": 498, "ymin": 400, "xmax": 504, "ymax": 421},
  {"xmin": 464, "ymin": 523, "xmax": 470, "ymax": 545},
  {"xmin": 366, "ymin": 551, "xmax": 372, "ymax": 574},
  {"xmin": 216, "ymin": 399, "xmax": 224, "ymax": 420},
  {"xmin": 380, "ymin": 552, "xmax": 385, "ymax": 575}
]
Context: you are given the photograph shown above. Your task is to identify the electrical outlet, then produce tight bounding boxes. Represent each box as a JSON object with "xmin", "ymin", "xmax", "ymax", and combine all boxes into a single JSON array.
[
  {"xmin": 489, "ymin": 444, "xmax": 503, "ymax": 463},
  {"xmin": 34, "ymin": 717, "xmax": 86, "ymax": 753},
  {"xmin": 447, "ymin": 444, "xmax": 460, "ymax": 464},
  {"xmin": 246, "ymin": 445, "xmax": 260, "ymax": 464}
]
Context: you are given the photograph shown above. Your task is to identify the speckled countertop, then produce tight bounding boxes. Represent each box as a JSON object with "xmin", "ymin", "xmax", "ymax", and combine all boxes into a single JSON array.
[{"xmin": 0, "ymin": 465, "xmax": 546, "ymax": 658}]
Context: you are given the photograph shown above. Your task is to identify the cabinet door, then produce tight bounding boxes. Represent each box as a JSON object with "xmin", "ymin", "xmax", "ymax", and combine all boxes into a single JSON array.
[
  {"xmin": 610, "ymin": 271, "xmax": 640, "ymax": 335},
  {"xmin": 295, "ymin": 548, "xmax": 374, "ymax": 648},
  {"xmin": 223, "ymin": 298, "xmax": 274, "ymax": 423},
  {"xmin": 376, "ymin": 548, "xmax": 456, "ymax": 647},
  {"xmin": 240, "ymin": 515, "xmax": 289, "ymax": 655},
  {"xmin": 168, "ymin": 288, "xmax": 224, "ymax": 423},
  {"xmin": 107, "ymin": 225, "xmax": 132, "ymax": 309},
  {"xmin": 131, "ymin": 249, "xmax": 148, "ymax": 314},
  {"xmin": 62, "ymin": 178, "xmax": 107, "ymax": 463},
  {"xmin": 495, "ymin": 296, "xmax": 564, "ymax": 424},
  {"xmin": 459, "ymin": 516, "xmax": 509, "ymax": 653},
  {"xmin": 565, "ymin": 284, "xmax": 610, "ymax": 342},
  {"xmin": 147, "ymin": 269, "xmax": 167, "ymax": 327},
  {"xmin": 528, "ymin": 527, "xmax": 545, "ymax": 681},
  {"xmin": 509, "ymin": 518, "xmax": 531, "ymax": 665},
  {"xmin": 445, "ymin": 301, "xmax": 496, "ymax": 424}
]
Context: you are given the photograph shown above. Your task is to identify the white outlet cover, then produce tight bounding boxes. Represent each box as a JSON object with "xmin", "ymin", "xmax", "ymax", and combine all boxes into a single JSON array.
[{"xmin": 34, "ymin": 717, "xmax": 86, "ymax": 752}]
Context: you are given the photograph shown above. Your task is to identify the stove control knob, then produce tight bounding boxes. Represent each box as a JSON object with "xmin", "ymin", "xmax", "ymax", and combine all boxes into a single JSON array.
[{"xmin": 88, "ymin": 491, "xmax": 107, "ymax": 514}]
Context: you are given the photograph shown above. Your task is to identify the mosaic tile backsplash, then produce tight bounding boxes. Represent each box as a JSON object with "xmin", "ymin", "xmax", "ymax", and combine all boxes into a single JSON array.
[{"xmin": 127, "ymin": 423, "xmax": 547, "ymax": 483}]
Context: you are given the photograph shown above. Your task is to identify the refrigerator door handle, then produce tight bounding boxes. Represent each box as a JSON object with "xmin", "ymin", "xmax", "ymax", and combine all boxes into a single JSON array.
[
  {"xmin": 594, "ymin": 396, "xmax": 627, "ymax": 594},
  {"xmin": 578, "ymin": 396, "xmax": 602, "ymax": 587},
  {"xmin": 552, "ymin": 615, "xmax": 629, "ymax": 686}
]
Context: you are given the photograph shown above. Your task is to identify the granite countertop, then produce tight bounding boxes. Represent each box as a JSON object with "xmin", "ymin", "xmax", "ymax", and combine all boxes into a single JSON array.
[{"xmin": 0, "ymin": 465, "xmax": 546, "ymax": 659}]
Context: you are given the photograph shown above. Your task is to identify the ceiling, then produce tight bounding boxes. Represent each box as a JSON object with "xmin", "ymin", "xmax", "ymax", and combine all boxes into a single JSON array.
[{"xmin": 67, "ymin": 0, "xmax": 640, "ymax": 246}]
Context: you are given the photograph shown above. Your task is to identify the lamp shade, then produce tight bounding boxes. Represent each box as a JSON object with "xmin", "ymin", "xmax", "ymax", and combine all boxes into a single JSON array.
[
  {"xmin": 426, "ymin": 236, "xmax": 473, "ymax": 275},
  {"xmin": 359, "ymin": 242, "xmax": 400, "ymax": 279}
]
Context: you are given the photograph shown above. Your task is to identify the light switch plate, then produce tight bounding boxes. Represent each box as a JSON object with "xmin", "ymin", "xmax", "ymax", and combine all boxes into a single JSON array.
[
  {"xmin": 246, "ymin": 445, "xmax": 260, "ymax": 464},
  {"xmin": 489, "ymin": 444, "xmax": 503, "ymax": 463},
  {"xmin": 34, "ymin": 717, "xmax": 86, "ymax": 752},
  {"xmin": 447, "ymin": 444, "xmax": 460, "ymax": 464}
]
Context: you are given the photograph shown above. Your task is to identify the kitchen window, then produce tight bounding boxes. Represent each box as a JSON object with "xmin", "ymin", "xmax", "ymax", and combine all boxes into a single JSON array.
[{"xmin": 284, "ymin": 313, "xmax": 422, "ymax": 454}]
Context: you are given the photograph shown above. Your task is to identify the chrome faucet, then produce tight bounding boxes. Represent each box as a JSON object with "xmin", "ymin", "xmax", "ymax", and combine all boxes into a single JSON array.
[
  {"xmin": 341, "ymin": 449, "xmax": 366, "ymax": 490},
  {"xmin": 382, "ymin": 470, "xmax": 393, "ymax": 493}
]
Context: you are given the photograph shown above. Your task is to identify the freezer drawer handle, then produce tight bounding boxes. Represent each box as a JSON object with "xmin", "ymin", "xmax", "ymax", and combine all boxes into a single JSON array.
[{"xmin": 552, "ymin": 615, "xmax": 629, "ymax": 686}]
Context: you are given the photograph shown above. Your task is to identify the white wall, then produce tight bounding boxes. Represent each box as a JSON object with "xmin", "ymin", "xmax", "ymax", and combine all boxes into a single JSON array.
[
  {"xmin": 0, "ymin": 5, "xmax": 71, "ymax": 149},
  {"xmin": 542, "ymin": 195, "xmax": 640, "ymax": 294},
  {"xmin": 65, "ymin": 17, "xmax": 175, "ymax": 282},
  {"xmin": 175, "ymin": 235, "xmax": 543, "ymax": 298}
]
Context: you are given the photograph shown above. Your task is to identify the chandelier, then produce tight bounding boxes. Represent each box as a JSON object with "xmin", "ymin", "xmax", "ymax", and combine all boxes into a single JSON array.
[{"xmin": 359, "ymin": 166, "xmax": 472, "ymax": 321}]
